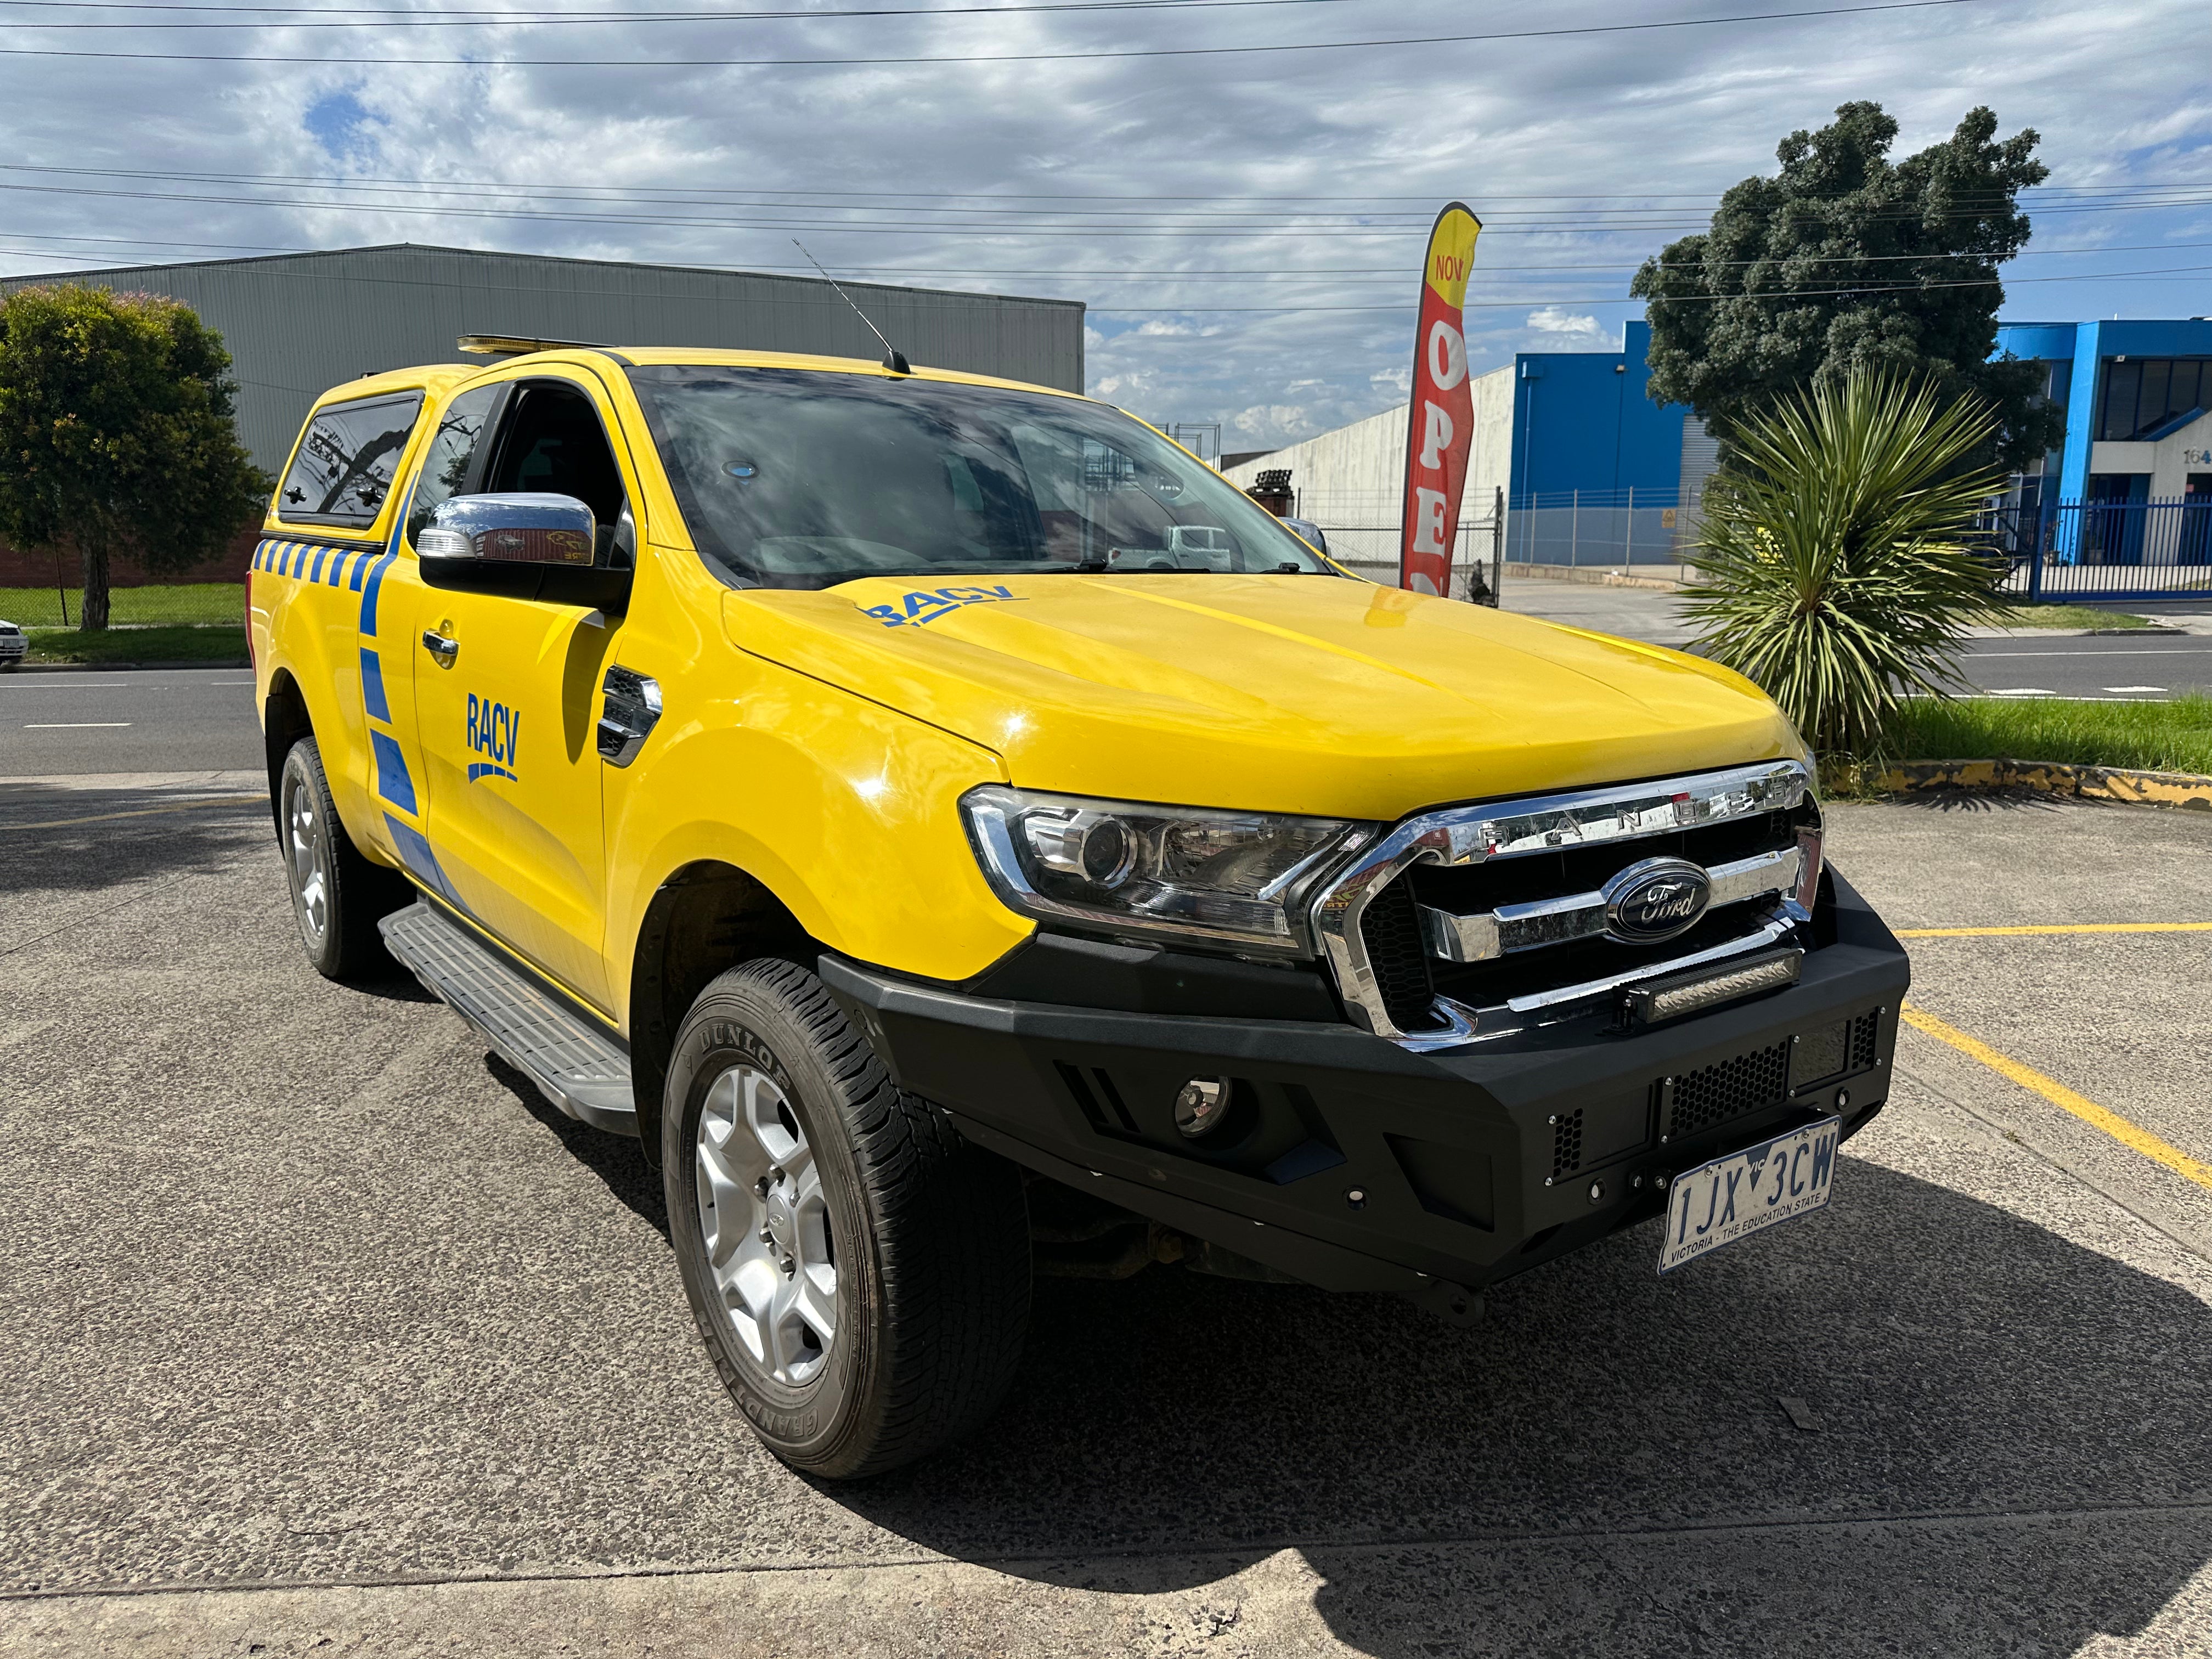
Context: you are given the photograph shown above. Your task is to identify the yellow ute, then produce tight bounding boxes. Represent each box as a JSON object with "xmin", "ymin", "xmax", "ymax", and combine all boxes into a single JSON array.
[{"xmin": 253, "ymin": 345, "xmax": 1906, "ymax": 1480}]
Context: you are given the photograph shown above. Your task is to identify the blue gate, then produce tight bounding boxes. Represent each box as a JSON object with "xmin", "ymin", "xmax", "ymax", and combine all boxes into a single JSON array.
[{"xmin": 2000, "ymin": 500, "xmax": 2212, "ymax": 602}]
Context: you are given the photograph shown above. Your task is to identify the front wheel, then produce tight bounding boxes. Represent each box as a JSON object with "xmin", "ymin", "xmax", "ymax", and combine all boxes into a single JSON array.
[{"xmin": 664, "ymin": 959, "xmax": 1031, "ymax": 1479}]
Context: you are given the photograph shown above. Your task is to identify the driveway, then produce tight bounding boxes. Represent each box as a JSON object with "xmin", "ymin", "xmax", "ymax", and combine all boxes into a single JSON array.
[{"xmin": 2, "ymin": 774, "xmax": 2208, "ymax": 1656}]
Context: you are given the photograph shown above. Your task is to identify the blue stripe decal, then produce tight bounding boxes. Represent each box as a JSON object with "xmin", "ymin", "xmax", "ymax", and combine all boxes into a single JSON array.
[
  {"xmin": 348, "ymin": 548, "xmax": 371, "ymax": 591},
  {"xmin": 358, "ymin": 550, "xmax": 397, "ymax": 635},
  {"xmin": 360, "ymin": 648, "xmax": 391, "ymax": 723},
  {"xmin": 283, "ymin": 543, "xmax": 302, "ymax": 578},
  {"xmin": 309, "ymin": 546, "xmax": 329, "ymax": 583},
  {"xmin": 252, "ymin": 543, "xmax": 266, "ymax": 572},
  {"xmin": 371, "ymin": 729, "xmax": 417, "ymax": 813},
  {"xmin": 382, "ymin": 813, "xmax": 464, "ymax": 911},
  {"xmin": 466, "ymin": 762, "xmax": 517, "ymax": 783}
]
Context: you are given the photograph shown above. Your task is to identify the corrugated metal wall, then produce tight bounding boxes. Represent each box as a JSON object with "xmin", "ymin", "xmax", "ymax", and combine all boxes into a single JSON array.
[{"xmin": 0, "ymin": 244, "xmax": 1086, "ymax": 473}]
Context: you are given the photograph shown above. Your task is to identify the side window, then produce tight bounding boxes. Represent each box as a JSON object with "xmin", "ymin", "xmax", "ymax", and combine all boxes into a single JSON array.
[
  {"xmin": 275, "ymin": 392, "xmax": 425, "ymax": 527},
  {"xmin": 482, "ymin": 382, "xmax": 628, "ymax": 530},
  {"xmin": 405, "ymin": 385, "xmax": 501, "ymax": 545}
]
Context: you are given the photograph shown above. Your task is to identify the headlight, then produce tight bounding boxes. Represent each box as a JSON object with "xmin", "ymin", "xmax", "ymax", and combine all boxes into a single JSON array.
[{"xmin": 961, "ymin": 785, "xmax": 1373, "ymax": 957}]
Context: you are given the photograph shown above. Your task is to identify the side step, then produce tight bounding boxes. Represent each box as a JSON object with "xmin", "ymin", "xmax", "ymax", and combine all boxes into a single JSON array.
[{"xmin": 380, "ymin": 901, "xmax": 638, "ymax": 1137}]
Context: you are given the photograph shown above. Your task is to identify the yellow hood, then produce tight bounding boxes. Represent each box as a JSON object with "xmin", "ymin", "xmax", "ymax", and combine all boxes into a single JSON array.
[{"xmin": 723, "ymin": 572, "xmax": 1801, "ymax": 822}]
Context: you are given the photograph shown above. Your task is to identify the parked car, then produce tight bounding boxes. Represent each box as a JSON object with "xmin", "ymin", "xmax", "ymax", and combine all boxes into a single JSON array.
[
  {"xmin": 0, "ymin": 619, "xmax": 27, "ymax": 668},
  {"xmin": 249, "ymin": 343, "xmax": 1909, "ymax": 1479},
  {"xmin": 1282, "ymin": 515, "xmax": 1329, "ymax": 557}
]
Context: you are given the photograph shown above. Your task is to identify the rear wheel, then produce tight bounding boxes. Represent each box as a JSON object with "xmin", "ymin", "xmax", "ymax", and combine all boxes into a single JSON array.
[
  {"xmin": 664, "ymin": 959, "xmax": 1031, "ymax": 1479},
  {"xmin": 278, "ymin": 735, "xmax": 407, "ymax": 981}
]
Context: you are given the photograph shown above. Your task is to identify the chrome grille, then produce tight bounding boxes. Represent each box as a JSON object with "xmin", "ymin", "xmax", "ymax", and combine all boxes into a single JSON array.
[{"xmin": 1314, "ymin": 761, "xmax": 1816, "ymax": 1048}]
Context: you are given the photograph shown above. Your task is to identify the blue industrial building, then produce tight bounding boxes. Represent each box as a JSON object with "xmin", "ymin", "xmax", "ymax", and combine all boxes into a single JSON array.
[
  {"xmin": 1505, "ymin": 315, "xmax": 2212, "ymax": 586},
  {"xmin": 1229, "ymin": 313, "xmax": 2212, "ymax": 591}
]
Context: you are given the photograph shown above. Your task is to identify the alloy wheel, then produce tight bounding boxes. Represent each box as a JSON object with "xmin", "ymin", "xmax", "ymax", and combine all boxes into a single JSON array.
[
  {"xmin": 694, "ymin": 1064, "xmax": 838, "ymax": 1385},
  {"xmin": 285, "ymin": 771, "xmax": 330, "ymax": 946}
]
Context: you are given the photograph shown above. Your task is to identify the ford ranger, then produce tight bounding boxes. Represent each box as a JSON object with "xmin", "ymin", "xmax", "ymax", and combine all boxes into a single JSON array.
[{"xmin": 248, "ymin": 341, "xmax": 1909, "ymax": 1478}]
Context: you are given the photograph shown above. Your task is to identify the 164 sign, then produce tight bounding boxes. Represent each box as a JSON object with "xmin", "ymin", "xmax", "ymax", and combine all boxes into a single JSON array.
[{"xmin": 1398, "ymin": 202, "xmax": 1483, "ymax": 595}]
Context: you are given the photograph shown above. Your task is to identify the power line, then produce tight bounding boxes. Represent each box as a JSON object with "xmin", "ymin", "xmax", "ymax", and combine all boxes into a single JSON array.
[
  {"xmin": 1, "ymin": 0, "xmax": 1387, "ymax": 24},
  {"xmin": 14, "ymin": 161, "xmax": 2210, "ymax": 222},
  {"xmin": 7, "ymin": 176, "xmax": 2207, "ymax": 241},
  {"xmin": 0, "ymin": 0, "xmax": 1993, "ymax": 65},
  {"xmin": 10, "ymin": 225, "xmax": 2212, "ymax": 278},
  {"xmin": 1084, "ymin": 264, "xmax": 2212, "ymax": 312},
  {"xmin": 7, "ymin": 159, "xmax": 2204, "ymax": 204}
]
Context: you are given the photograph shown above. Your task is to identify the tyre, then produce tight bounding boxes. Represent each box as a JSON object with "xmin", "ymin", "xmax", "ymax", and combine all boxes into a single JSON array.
[
  {"xmin": 277, "ymin": 735, "xmax": 408, "ymax": 981},
  {"xmin": 664, "ymin": 959, "xmax": 1031, "ymax": 1479}
]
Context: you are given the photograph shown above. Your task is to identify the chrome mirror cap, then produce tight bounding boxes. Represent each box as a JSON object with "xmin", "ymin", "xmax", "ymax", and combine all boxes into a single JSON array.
[{"xmin": 422, "ymin": 492, "xmax": 596, "ymax": 567}]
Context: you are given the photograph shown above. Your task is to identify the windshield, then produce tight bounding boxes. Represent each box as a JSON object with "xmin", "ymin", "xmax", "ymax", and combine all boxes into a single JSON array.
[{"xmin": 626, "ymin": 365, "xmax": 1337, "ymax": 589}]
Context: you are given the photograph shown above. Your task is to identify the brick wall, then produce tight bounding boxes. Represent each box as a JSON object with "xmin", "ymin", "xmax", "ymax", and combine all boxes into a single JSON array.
[{"xmin": 0, "ymin": 526, "xmax": 259, "ymax": 588}]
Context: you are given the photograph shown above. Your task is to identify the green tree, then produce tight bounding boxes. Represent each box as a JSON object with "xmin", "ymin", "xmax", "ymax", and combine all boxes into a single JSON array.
[
  {"xmin": 1632, "ymin": 102, "xmax": 2063, "ymax": 475},
  {"xmin": 1685, "ymin": 370, "xmax": 2007, "ymax": 781},
  {"xmin": 0, "ymin": 284, "xmax": 270, "ymax": 630}
]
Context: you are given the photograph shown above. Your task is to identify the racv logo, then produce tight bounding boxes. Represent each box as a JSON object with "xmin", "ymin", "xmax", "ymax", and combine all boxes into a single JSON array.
[
  {"xmin": 860, "ymin": 585, "xmax": 1029, "ymax": 628},
  {"xmin": 466, "ymin": 692, "xmax": 521, "ymax": 783}
]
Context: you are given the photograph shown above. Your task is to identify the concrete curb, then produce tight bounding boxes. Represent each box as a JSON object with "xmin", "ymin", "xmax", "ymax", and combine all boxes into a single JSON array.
[
  {"xmin": 1502, "ymin": 562, "xmax": 1686, "ymax": 591},
  {"xmin": 1881, "ymin": 758, "xmax": 2212, "ymax": 810}
]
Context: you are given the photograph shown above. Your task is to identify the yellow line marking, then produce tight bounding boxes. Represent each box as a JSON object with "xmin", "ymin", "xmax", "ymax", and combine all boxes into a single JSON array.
[
  {"xmin": 2, "ymin": 795, "xmax": 268, "ymax": 832},
  {"xmin": 1898, "ymin": 923, "xmax": 2212, "ymax": 938},
  {"xmin": 1900, "ymin": 1002, "xmax": 2212, "ymax": 1194}
]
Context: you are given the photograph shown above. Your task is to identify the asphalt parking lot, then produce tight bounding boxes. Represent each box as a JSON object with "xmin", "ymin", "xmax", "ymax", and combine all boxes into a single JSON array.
[{"xmin": 2, "ymin": 772, "xmax": 2210, "ymax": 1657}]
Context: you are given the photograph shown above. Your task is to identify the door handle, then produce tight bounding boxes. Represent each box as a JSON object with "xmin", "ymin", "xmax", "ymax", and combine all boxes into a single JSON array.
[{"xmin": 421, "ymin": 630, "xmax": 459, "ymax": 664}]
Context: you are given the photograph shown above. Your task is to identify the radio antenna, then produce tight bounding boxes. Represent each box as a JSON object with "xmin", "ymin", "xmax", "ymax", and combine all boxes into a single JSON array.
[{"xmin": 792, "ymin": 239, "xmax": 911, "ymax": 375}]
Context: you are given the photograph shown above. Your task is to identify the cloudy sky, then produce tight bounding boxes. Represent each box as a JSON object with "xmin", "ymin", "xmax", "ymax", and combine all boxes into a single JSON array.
[{"xmin": 2, "ymin": 0, "xmax": 2207, "ymax": 448}]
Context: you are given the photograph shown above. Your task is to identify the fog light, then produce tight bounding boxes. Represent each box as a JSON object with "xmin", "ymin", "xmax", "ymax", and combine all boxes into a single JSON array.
[{"xmin": 1175, "ymin": 1076, "xmax": 1232, "ymax": 1138}]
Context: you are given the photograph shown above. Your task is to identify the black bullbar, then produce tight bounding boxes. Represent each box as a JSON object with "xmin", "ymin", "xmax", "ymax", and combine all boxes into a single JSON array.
[{"xmin": 817, "ymin": 870, "xmax": 1910, "ymax": 1317}]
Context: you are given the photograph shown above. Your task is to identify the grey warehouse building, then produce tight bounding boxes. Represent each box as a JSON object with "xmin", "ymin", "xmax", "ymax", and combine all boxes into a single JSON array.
[{"xmin": 0, "ymin": 243, "xmax": 1087, "ymax": 476}]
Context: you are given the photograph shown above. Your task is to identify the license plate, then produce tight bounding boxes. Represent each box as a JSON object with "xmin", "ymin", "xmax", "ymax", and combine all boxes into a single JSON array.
[{"xmin": 1658, "ymin": 1118, "xmax": 1840, "ymax": 1274}]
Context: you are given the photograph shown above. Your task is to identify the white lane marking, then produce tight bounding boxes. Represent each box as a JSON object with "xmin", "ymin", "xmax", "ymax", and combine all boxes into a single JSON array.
[
  {"xmin": 1968, "ymin": 648, "xmax": 2212, "ymax": 657},
  {"xmin": 22, "ymin": 721, "xmax": 132, "ymax": 729},
  {"xmin": 0, "ymin": 680, "xmax": 132, "ymax": 689},
  {"xmin": 1985, "ymin": 689, "xmax": 2055, "ymax": 697},
  {"xmin": 2103, "ymin": 685, "xmax": 2169, "ymax": 693}
]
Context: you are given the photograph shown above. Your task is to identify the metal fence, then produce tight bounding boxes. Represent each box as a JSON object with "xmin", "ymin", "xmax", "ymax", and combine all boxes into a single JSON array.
[
  {"xmin": 1506, "ymin": 487, "xmax": 1703, "ymax": 580},
  {"xmin": 1310, "ymin": 514, "xmax": 1504, "ymax": 601},
  {"xmin": 1989, "ymin": 500, "xmax": 2212, "ymax": 602}
]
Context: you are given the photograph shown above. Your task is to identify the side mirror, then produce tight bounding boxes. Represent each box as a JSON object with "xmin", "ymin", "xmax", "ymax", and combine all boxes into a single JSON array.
[{"xmin": 416, "ymin": 492, "xmax": 632, "ymax": 612}]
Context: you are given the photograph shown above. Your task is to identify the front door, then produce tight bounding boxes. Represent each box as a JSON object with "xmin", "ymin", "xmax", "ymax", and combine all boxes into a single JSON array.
[{"xmin": 400, "ymin": 372, "xmax": 635, "ymax": 1010}]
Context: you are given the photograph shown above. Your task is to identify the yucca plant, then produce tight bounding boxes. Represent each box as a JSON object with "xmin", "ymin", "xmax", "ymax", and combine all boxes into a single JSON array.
[{"xmin": 1683, "ymin": 370, "xmax": 2010, "ymax": 784}]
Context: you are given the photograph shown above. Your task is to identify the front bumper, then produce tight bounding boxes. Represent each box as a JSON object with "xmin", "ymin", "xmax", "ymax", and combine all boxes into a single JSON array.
[{"xmin": 820, "ymin": 872, "xmax": 1909, "ymax": 1314}]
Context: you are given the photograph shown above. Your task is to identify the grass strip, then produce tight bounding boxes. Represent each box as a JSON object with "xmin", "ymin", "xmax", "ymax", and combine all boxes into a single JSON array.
[
  {"xmin": 1984, "ymin": 603, "xmax": 2158, "ymax": 631},
  {"xmin": 21, "ymin": 624, "xmax": 249, "ymax": 665},
  {"xmin": 0, "ymin": 583, "xmax": 244, "ymax": 628},
  {"xmin": 1893, "ymin": 694, "xmax": 2212, "ymax": 776}
]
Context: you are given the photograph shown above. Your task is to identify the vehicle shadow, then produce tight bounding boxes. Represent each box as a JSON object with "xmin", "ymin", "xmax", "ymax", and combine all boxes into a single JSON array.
[
  {"xmin": 482, "ymin": 1052, "xmax": 670, "ymax": 1242},
  {"xmin": 826, "ymin": 1157, "xmax": 2212, "ymax": 1657},
  {"xmin": 0, "ymin": 779, "xmax": 269, "ymax": 899}
]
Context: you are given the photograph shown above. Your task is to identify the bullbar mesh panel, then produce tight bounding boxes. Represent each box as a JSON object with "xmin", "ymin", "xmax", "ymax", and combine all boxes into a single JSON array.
[
  {"xmin": 1849, "ymin": 1009, "xmax": 1881, "ymax": 1073},
  {"xmin": 1550, "ymin": 1109, "xmax": 1585, "ymax": 1180},
  {"xmin": 1667, "ymin": 1039, "xmax": 1791, "ymax": 1141}
]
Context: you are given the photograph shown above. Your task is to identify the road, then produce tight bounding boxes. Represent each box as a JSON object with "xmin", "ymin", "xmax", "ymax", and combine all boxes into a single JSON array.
[
  {"xmin": 2, "ymin": 774, "xmax": 2209, "ymax": 1656},
  {"xmin": 1950, "ymin": 635, "xmax": 2212, "ymax": 699},
  {"xmin": 0, "ymin": 668, "xmax": 262, "ymax": 776},
  {"xmin": 5, "ymin": 604, "xmax": 2209, "ymax": 786},
  {"xmin": 1501, "ymin": 578, "xmax": 2212, "ymax": 699}
]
